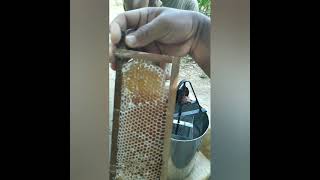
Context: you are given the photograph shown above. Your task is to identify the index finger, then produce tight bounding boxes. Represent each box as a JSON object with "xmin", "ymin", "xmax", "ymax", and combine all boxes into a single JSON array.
[{"xmin": 109, "ymin": 7, "xmax": 164, "ymax": 44}]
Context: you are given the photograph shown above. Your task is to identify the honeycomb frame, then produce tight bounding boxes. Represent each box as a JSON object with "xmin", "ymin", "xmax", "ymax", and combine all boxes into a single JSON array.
[{"xmin": 110, "ymin": 49, "xmax": 180, "ymax": 180}]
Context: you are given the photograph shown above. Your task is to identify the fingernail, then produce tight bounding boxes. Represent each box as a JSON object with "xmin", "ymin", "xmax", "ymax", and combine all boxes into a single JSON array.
[{"xmin": 126, "ymin": 35, "xmax": 137, "ymax": 47}]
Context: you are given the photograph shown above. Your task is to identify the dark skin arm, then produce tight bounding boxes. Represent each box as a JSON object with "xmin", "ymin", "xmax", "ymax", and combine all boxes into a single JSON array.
[{"xmin": 109, "ymin": 7, "xmax": 211, "ymax": 77}]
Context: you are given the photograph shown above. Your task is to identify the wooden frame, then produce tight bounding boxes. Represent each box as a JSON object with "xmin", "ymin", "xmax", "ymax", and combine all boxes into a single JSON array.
[
  {"xmin": 109, "ymin": 49, "xmax": 180, "ymax": 180},
  {"xmin": 160, "ymin": 57, "xmax": 180, "ymax": 180}
]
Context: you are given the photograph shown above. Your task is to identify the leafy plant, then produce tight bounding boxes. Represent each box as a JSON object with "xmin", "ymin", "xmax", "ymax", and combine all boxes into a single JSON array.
[{"xmin": 197, "ymin": 0, "xmax": 211, "ymax": 17}]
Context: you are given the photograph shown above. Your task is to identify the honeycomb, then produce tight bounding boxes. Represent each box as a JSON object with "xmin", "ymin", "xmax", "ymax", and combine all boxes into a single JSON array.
[{"xmin": 113, "ymin": 58, "xmax": 170, "ymax": 180}]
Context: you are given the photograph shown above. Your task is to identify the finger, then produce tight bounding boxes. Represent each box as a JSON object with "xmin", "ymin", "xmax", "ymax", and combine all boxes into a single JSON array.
[
  {"xmin": 156, "ymin": 41, "xmax": 193, "ymax": 57},
  {"xmin": 141, "ymin": 42, "xmax": 161, "ymax": 54},
  {"xmin": 125, "ymin": 16, "xmax": 168, "ymax": 48},
  {"xmin": 109, "ymin": 43, "xmax": 116, "ymax": 70},
  {"xmin": 110, "ymin": 22, "xmax": 122, "ymax": 44},
  {"xmin": 110, "ymin": 7, "xmax": 163, "ymax": 45}
]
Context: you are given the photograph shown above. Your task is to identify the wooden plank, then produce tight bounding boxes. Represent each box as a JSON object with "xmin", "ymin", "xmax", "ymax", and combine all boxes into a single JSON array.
[
  {"xmin": 160, "ymin": 58, "xmax": 181, "ymax": 180},
  {"xmin": 115, "ymin": 49, "xmax": 177, "ymax": 63},
  {"xmin": 109, "ymin": 57, "xmax": 126, "ymax": 180}
]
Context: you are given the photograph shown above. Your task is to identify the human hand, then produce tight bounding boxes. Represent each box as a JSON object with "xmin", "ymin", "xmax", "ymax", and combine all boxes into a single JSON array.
[{"xmin": 109, "ymin": 7, "xmax": 210, "ymax": 76}]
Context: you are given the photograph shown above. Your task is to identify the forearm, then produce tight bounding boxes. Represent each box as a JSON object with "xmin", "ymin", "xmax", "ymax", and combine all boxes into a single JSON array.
[{"xmin": 190, "ymin": 13, "xmax": 211, "ymax": 77}]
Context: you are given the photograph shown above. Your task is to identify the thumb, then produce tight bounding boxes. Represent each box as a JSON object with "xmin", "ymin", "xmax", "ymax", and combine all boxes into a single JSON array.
[{"xmin": 125, "ymin": 17, "xmax": 166, "ymax": 48}]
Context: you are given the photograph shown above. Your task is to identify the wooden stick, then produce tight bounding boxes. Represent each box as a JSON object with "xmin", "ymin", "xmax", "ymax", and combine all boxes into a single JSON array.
[
  {"xmin": 115, "ymin": 49, "xmax": 178, "ymax": 63},
  {"xmin": 109, "ymin": 57, "xmax": 126, "ymax": 180},
  {"xmin": 160, "ymin": 57, "xmax": 181, "ymax": 180}
]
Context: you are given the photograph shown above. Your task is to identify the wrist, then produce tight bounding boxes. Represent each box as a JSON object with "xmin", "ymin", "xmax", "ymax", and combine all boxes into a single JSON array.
[{"xmin": 190, "ymin": 13, "xmax": 211, "ymax": 76}]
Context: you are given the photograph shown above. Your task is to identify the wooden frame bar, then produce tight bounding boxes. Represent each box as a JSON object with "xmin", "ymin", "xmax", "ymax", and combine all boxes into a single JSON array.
[
  {"xmin": 160, "ymin": 58, "xmax": 180, "ymax": 180},
  {"xmin": 109, "ymin": 57, "xmax": 126, "ymax": 180},
  {"xmin": 114, "ymin": 49, "xmax": 177, "ymax": 63}
]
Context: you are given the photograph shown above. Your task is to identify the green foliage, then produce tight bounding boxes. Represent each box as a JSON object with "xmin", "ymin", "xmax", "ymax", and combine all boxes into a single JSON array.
[{"xmin": 197, "ymin": 0, "xmax": 211, "ymax": 17}]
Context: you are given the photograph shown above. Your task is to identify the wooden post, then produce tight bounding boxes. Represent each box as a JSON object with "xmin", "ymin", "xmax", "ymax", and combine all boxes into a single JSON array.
[
  {"xmin": 109, "ymin": 57, "xmax": 126, "ymax": 180},
  {"xmin": 115, "ymin": 49, "xmax": 174, "ymax": 63},
  {"xmin": 160, "ymin": 58, "xmax": 180, "ymax": 180}
]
